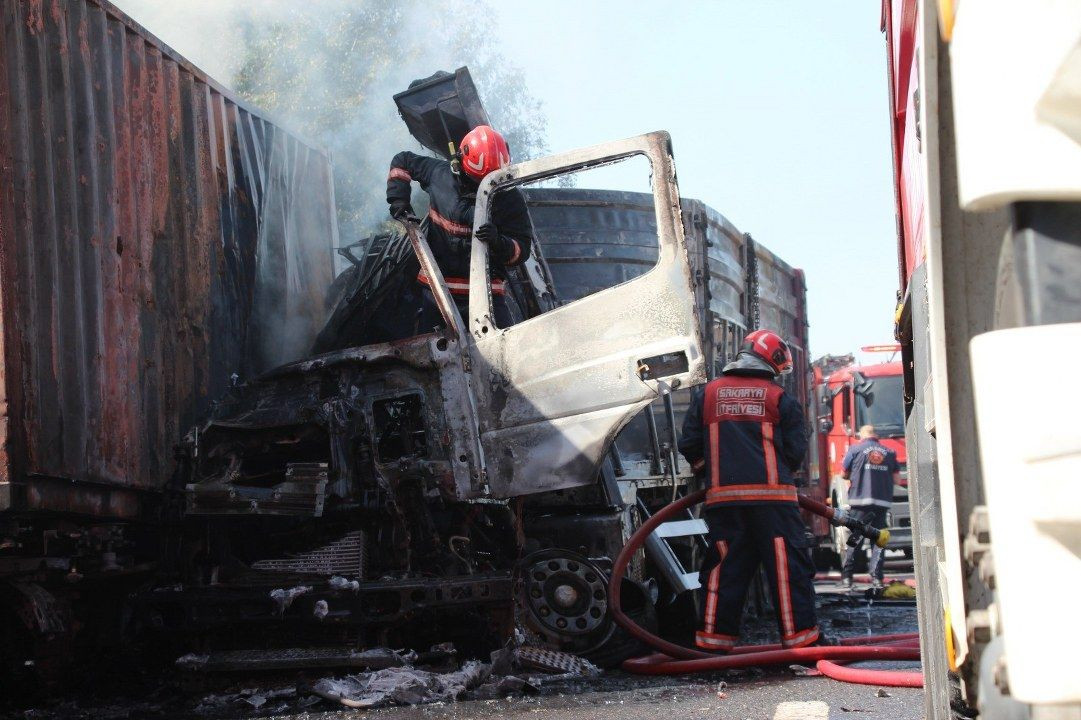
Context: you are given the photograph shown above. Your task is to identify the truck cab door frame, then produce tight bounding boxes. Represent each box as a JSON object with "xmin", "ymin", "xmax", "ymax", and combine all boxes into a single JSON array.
[{"xmin": 461, "ymin": 131, "xmax": 706, "ymax": 498}]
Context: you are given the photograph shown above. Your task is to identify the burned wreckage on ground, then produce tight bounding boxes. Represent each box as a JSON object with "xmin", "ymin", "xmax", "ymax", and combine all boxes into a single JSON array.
[{"xmin": 0, "ymin": 2, "xmax": 810, "ymax": 683}]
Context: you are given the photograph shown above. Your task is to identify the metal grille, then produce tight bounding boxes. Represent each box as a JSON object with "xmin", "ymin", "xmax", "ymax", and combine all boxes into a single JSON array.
[
  {"xmin": 517, "ymin": 647, "xmax": 598, "ymax": 676},
  {"xmin": 252, "ymin": 531, "xmax": 365, "ymax": 577}
]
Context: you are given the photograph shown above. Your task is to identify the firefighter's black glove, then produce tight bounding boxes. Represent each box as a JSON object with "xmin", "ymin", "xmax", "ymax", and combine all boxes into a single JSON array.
[
  {"xmin": 475, "ymin": 222, "xmax": 515, "ymax": 261},
  {"xmin": 474, "ymin": 222, "xmax": 499, "ymax": 245},
  {"xmin": 390, "ymin": 202, "xmax": 418, "ymax": 223}
]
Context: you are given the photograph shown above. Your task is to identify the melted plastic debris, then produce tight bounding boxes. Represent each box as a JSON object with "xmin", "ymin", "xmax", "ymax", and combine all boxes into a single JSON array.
[
  {"xmin": 269, "ymin": 585, "xmax": 312, "ymax": 614},
  {"xmin": 311, "ymin": 661, "xmax": 492, "ymax": 708},
  {"xmin": 313, "ymin": 599, "xmax": 329, "ymax": 619},
  {"xmin": 309, "ymin": 644, "xmax": 599, "ymax": 709},
  {"xmin": 328, "ymin": 575, "xmax": 361, "ymax": 592},
  {"xmin": 193, "ymin": 686, "xmax": 296, "ymax": 714}
]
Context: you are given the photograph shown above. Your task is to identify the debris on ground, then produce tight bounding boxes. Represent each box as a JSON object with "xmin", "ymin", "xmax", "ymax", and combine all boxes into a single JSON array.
[
  {"xmin": 313, "ymin": 599, "xmax": 329, "ymax": 619},
  {"xmin": 517, "ymin": 647, "xmax": 600, "ymax": 677},
  {"xmin": 8, "ymin": 598, "xmax": 919, "ymax": 718},
  {"xmin": 789, "ymin": 664, "xmax": 818, "ymax": 677},
  {"xmin": 328, "ymin": 575, "xmax": 361, "ymax": 592},
  {"xmin": 311, "ymin": 662, "xmax": 491, "ymax": 709},
  {"xmin": 193, "ymin": 686, "xmax": 297, "ymax": 714},
  {"xmin": 310, "ymin": 645, "xmax": 596, "ymax": 710},
  {"xmin": 269, "ymin": 585, "xmax": 312, "ymax": 614}
]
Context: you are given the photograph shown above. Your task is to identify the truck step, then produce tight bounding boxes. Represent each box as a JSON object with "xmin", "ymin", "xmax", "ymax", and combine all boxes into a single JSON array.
[{"xmin": 653, "ymin": 519, "xmax": 708, "ymax": 538}]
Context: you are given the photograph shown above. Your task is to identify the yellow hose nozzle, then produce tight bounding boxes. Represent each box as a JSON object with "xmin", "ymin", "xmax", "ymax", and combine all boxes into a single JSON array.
[{"xmin": 875, "ymin": 529, "xmax": 891, "ymax": 548}]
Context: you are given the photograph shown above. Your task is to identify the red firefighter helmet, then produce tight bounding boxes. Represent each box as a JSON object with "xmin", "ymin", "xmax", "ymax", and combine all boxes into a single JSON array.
[
  {"xmin": 742, "ymin": 329, "xmax": 794, "ymax": 375},
  {"xmin": 459, "ymin": 125, "xmax": 510, "ymax": 181}
]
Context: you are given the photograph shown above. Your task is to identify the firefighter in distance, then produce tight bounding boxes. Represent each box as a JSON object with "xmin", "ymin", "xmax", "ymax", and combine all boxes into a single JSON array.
[
  {"xmin": 679, "ymin": 330, "xmax": 821, "ymax": 652},
  {"xmin": 840, "ymin": 424, "xmax": 900, "ymax": 589},
  {"xmin": 386, "ymin": 124, "xmax": 533, "ymax": 335}
]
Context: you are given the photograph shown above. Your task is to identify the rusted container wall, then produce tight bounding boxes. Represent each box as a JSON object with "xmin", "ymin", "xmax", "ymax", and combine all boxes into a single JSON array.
[{"xmin": 0, "ymin": 0, "xmax": 336, "ymax": 516}]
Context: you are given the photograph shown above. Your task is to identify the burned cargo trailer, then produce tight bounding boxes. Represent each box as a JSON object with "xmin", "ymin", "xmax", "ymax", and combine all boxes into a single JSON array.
[{"xmin": 0, "ymin": 0, "xmax": 336, "ymax": 682}]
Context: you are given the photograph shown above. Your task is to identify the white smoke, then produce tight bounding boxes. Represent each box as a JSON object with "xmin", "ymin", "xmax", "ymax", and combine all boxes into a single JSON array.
[
  {"xmin": 114, "ymin": 0, "xmax": 550, "ymax": 366},
  {"xmin": 115, "ymin": 0, "xmax": 549, "ymax": 245},
  {"xmin": 115, "ymin": 0, "xmax": 250, "ymax": 84}
]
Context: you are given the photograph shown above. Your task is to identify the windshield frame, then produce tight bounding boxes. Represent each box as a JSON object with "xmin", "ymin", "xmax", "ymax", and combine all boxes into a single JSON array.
[{"xmin": 854, "ymin": 373, "xmax": 905, "ymax": 438}]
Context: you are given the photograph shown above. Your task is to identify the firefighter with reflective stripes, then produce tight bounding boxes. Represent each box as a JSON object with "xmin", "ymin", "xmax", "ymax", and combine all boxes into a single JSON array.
[
  {"xmin": 840, "ymin": 424, "xmax": 899, "ymax": 589},
  {"xmin": 679, "ymin": 329, "xmax": 820, "ymax": 652},
  {"xmin": 386, "ymin": 125, "xmax": 533, "ymax": 334}
]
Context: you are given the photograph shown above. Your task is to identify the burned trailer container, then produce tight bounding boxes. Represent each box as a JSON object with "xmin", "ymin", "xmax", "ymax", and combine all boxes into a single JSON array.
[{"xmin": 0, "ymin": 0, "xmax": 336, "ymax": 672}]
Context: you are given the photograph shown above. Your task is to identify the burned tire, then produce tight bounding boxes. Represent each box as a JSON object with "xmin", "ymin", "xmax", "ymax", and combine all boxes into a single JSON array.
[
  {"xmin": 518, "ymin": 550, "xmax": 610, "ymax": 640},
  {"xmin": 516, "ymin": 550, "xmax": 657, "ymax": 668},
  {"xmin": 580, "ymin": 578, "xmax": 657, "ymax": 669}
]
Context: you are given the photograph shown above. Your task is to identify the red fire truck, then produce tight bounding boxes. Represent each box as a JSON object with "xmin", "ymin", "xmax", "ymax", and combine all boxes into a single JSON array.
[
  {"xmin": 885, "ymin": 1, "xmax": 1081, "ymax": 718},
  {"xmin": 812, "ymin": 347, "xmax": 909, "ymax": 564}
]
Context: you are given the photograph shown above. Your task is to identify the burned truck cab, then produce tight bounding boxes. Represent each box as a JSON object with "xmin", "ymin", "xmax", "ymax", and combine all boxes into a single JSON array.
[
  {"xmin": 183, "ymin": 334, "xmax": 494, "ymax": 575},
  {"xmin": 148, "ymin": 129, "xmax": 706, "ymax": 665}
]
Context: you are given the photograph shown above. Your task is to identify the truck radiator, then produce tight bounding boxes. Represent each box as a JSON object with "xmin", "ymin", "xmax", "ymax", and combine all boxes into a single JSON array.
[{"xmin": 251, "ymin": 531, "xmax": 366, "ymax": 577}]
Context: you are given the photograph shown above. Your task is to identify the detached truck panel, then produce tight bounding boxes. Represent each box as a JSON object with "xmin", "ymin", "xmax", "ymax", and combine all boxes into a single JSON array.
[{"xmin": 0, "ymin": 0, "xmax": 336, "ymax": 517}]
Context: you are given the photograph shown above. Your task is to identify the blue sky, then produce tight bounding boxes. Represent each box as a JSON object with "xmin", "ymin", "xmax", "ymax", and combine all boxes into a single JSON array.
[{"xmin": 494, "ymin": 1, "xmax": 899, "ymax": 357}]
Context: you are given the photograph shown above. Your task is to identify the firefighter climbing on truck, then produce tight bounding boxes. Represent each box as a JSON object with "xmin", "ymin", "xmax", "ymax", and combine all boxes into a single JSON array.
[
  {"xmin": 678, "ymin": 330, "xmax": 821, "ymax": 652},
  {"xmin": 383, "ymin": 123, "xmax": 533, "ymax": 339}
]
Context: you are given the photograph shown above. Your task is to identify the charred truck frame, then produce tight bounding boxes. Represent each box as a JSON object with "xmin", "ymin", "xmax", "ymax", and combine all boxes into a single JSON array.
[{"xmin": 144, "ymin": 131, "xmax": 708, "ymax": 664}]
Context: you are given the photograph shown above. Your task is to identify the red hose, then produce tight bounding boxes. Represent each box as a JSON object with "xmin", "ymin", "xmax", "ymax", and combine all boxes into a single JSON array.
[
  {"xmin": 610, "ymin": 490, "xmax": 711, "ymax": 660},
  {"xmin": 608, "ymin": 490, "xmax": 923, "ymax": 685},
  {"xmin": 816, "ymin": 660, "xmax": 924, "ymax": 687},
  {"xmin": 623, "ymin": 645, "xmax": 920, "ymax": 675},
  {"xmin": 797, "ymin": 494, "xmax": 837, "ymax": 521}
]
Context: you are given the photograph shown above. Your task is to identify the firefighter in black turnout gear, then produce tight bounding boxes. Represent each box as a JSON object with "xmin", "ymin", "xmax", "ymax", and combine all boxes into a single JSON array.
[
  {"xmin": 679, "ymin": 330, "xmax": 820, "ymax": 652},
  {"xmin": 386, "ymin": 124, "xmax": 532, "ymax": 335}
]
